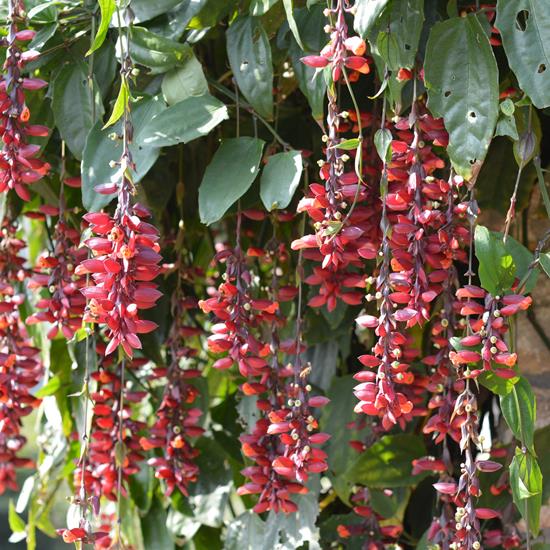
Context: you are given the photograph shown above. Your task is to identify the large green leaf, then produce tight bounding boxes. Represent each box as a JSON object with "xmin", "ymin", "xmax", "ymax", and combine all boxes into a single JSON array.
[
  {"xmin": 51, "ymin": 62, "xmax": 104, "ymax": 159},
  {"xmin": 227, "ymin": 16, "xmax": 273, "ymax": 119},
  {"xmin": 132, "ymin": 0, "xmax": 184, "ymax": 23},
  {"xmin": 500, "ymin": 376, "xmax": 536, "ymax": 453},
  {"xmin": 140, "ymin": 94, "xmax": 228, "ymax": 147},
  {"xmin": 260, "ymin": 150, "xmax": 302, "ymax": 210},
  {"xmin": 474, "ymin": 225, "xmax": 515, "ymax": 295},
  {"xmin": 496, "ymin": 1, "xmax": 550, "ymax": 109},
  {"xmin": 199, "ymin": 137, "xmax": 265, "ymax": 225},
  {"xmin": 128, "ymin": 27, "xmax": 192, "ymax": 74},
  {"xmin": 224, "ymin": 512, "xmax": 266, "ymax": 550},
  {"xmin": 346, "ymin": 434, "xmax": 427, "ymax": 488},
  {"xmin": 370, "ymin": 0, "xmax": 424, "ymax": 71},
  {"xmin": 509, "ymin": 447, "xmax": 542, "ymax": 536},
  {"xmin": 424, "ymin": 14, "xmax": 499, "ymax": 179},
  {"xmin": 141, "ymin": 497, "xmax": 174, "ymax": 550},
  {"xmin": 354, "ymin": 0, "xmax": 390, "ymax": 38},
  {"xmin": 81, "ymin": 96, "xmax": 165, "ymax": 211},
  {"xmin": 161, "ymin": 51, "xmax": 208, "ymax": 105}
]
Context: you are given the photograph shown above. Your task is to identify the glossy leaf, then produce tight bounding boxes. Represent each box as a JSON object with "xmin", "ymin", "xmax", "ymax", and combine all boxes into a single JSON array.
[
  {"xmin": 500, "ymin": 377, "xmax": 536, "ymax": 453},
  {"xmin": 496, "ymin": 1, "xmax": 550, "ymax": 109},
  {"xmin": 250, "ymin": 0, "xmax": 279, "ymax": 16},
  {"xmin": 260, "ymin": 150, "xmax": 302, "ymax": 210},
  {"xmin": 283, "ymin": 0, "xmax": 304, "ymax": 50},
  {"xmin": 374, "ymin": 128, "xmax": 392, "ymax": 162},
  {"xmin": 354, "ymin": 0, "xmax": 390, "ymax": 38},
  {"xmin": 81, "ymin": 96, "xmax": 165, "ymax": 211},
  {"xmin": 509, "ymin": 447, "xmax": 542, "ymax": 536},
  {"xmin": 103, "ymin": 78, "xmax": 129, "ymax": 129},
  {"xmin": 51, "ymin": 62, "xmax": 104, "ymax": 159},
  {"xmin": 87, "ymin": 0, "xmax": 115, "ymax": 55},
  {"xmin": 128, "ymin": 27, "xmax": 192, "ymax": 74},
  {"xmin": 424, "ymin": 14, "xmax": 499, "ymax": 179},
  {"xmin": 227, "ymin": 17, "xmax": 273, "ymax": 120},
  {"xmin": 140, "ymin": 94, "xmax": 228, "ymax": 147},
  {"xmin": 161, "ymin": 52, "xmax": 208, "ymax": 105},
  {"xmin": 199, "ymin": 137, "xmax": 265, "ymax": 225},
  {"xmin": 474, "ymin": 225, "xmax": 515, "ymax": 295}
]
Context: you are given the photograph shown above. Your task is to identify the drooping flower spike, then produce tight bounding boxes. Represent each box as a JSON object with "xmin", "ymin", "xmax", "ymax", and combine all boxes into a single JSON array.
[{"xmin": 0, "ymin": 0, "xmax": 50, "ymax": 200}]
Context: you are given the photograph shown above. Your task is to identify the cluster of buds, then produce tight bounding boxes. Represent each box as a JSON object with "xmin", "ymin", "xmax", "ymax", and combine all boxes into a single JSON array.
[
  {"xmin": 0, "ymin": 221, "xmax": 42, "ymax": 494},
  {"xmin": 141, "ymin": 266, "xmax": 204, "ymax": 497},
  {"xmin": 74, "ymin": 342, "xmax": 146, "ymax": 502},
  {"xmin": 336, "ymin": 487, "xmax": 402, "ymax": 547},
  {"xmin": 0, "ymin": 0, "xmax": 50, "ymax": 200},
  {"xmin": 301, "ymin": 0, "xmax": 370, "ymax": 81},
  {"xmin": 27, "ymin": 204, "xmax": 87, "ymax": 339},
  {"xmin": 450, "ymin": 286, "xmax": 532, "ymax": 379}
]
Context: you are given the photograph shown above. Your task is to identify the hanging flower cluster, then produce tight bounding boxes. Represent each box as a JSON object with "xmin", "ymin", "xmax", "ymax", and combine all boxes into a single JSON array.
[
  {"xmin": 0, "ymin": 221, "xmax": 42, "ymax": 494},
  {"xmin": 201, "ymin": 226, "xmax": 329, "ymax": 512},
  {"xmin": 0, "ymin": 0, "xmax": 49, "ymax": 200},
  {"xmin": 27, "ymin": 206, "xmax": 87, "ymax": 339},
  {"xmin": 76, "ymin": 121, "xmax": 162, "ymax": 357},
  {"xmin": 74, "ymin": 343, "xmax": 146, "ymax": 503},
  {"xmin": 141, "ymin": 263, "xmax": 204, "ymax": 497},
  {"xmin": 336, "ymin": 487, "xmax": 402, "ymax": 547}
]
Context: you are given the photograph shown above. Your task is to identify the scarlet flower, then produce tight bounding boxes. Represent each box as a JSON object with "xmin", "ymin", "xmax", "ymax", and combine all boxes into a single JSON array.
[{"xmin": 0, "ymin": 4, "xmax": 50, "ymax": 200}]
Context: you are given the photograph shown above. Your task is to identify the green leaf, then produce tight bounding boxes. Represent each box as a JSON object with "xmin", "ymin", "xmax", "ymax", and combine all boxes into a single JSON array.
[
  {"xmin": 224, "ymin": 512, "xmax": 266, "ymax": 550},
  {"xmin": 320, "ymin": 376, "xmax": 368, "ymax": 504},
  {"xmin": 131, "ymin": 0, "xmax": 185, "ymax": 23},
  {"xmin": 500, "ymin": 377, "xmax": 536, "ymax": 453},
  {"xmin": 51, "ymin": 62, "xmax": 104, "ymax": 159},
  {"xmin": 103, "ymin": 78, "xmax": 129, "ymax": 129},
  {"xmin": 140, "ymin": 94, "xmax": 228, "ymax": 147},
  {"xmin": 374, "ymin": 128, "xmax": 392, "ymax": 162},
  {"xmin": 250, "ymin": 0, "xmax": 278, "ymax": 16},
  {"xmin": 354, "ymin": 0, "xmax": 391, "ymax": 38},
  {"xmin": 424, "ymin": 14, "xmax": 499, "ymax": 179},
  {"xmin": 82, "ymin": 96, "xmax": 165, "ymax": 211},
  {"xmin": 141, "ymin": 497, "xmax": 174, "ymax": 550},
  {"xmin": 260, "ymin": 150, "xmax": 302, "ymax": 210},
  {"xmin": 161, "ymin": 52, "xmax": 208, "ymax": 105},
  {"xmin": 501, "ymin": 98, "xmax": 516, "ymax": 116},
  {"xmin": 283, "ymin": 0, "xmax": 304, "ymax": 50},
  {"xmin": 128, "ymin": 27, "xmax": 192, "ymax": 74},
  {"xmin": 371, "ymin": 0, "xmax": 424, "ymax": 71},
  {"xmin": 509, "ymin": 447, "xmax": 542, "ymax": 536},
  {"xmin": 495, "ymin": 114, "xmax": 519, "ymax": 140},
  {"xmin": 495, "ymin": 1, "xmax": 550, "ymax": 109},
  {"xmin": 35, "ymin": 375, "xmax": 62, "ymax": 398},
  {"xmin": 9, "ymin": 500, "xmax": 26, "ymax": 534},
  {"xmin": 227, "ymin": 17, "xmax": 273, "ymax": 120},
  {"xmin": 539, "ymin": 252, "xmax": 550, "ymax": 278},
  {"xmin": 474, "ymin": 225, "xmax": 515, "ymax": 294},
  {"xmin": 87, "ymin": 0, "xmax": 115, "ymax": 55},
  {"xmin": 335, "ymin": 138, "xmax": 361, "ymax": 150},
  {"xmin": 199, "ymin": 137, "xmax": 265, "ymax": 225},
  {"xmin": 478, "ymin": 370, "xmax": 518, "ymax": 396},
  {"xmin": 499, "ymin": 231, "xmax": 539, "ymax": 292},
  {"xmin": 346, "ymin": 434, "xmax": 427, "ymax": 488}
]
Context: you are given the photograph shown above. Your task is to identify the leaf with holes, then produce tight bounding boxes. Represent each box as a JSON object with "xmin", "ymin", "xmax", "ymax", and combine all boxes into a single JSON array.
[
  {"xmin": 199, "ymin": 137, "xmax": 265, "ymax": 225},
  {"xmin": 424, "ymin": 14, "xmax": 499, "ymax": 179},
  {"xmin": 227, "ymin": 16, "xmax": 273, "ymax": 120},
  {"xmin": 496, "ymin": 1, "xmax": 550, "ymax": 109}
]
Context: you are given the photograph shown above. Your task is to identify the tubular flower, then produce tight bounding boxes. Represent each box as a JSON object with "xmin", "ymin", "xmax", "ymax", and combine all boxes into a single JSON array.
[
  {"xmin": 0, "ymin": 0, "xmax": 50, "ymax": 200},
  {"xmin": 27, "ymin": 212, "xmax": 87, "ymax": 339},
  {"xmin": 450, "ymin": 287, "xmax": 532, "ymax": 378},
  {"xmin": 293, "ymin": 0, "xmax": 381, "ymax": 313},
  {"xmin": 74, "ymin": 342, "xmax": 146, "ymax": 502},
  {"xmin": 0, "ymin": 222, "xmax": 42, "ymax": 494},
  {"xmin": 337, "ymin": 487, "xmax": 402, "ymax": 548},
  {"xmin": 141, "ymin": 263, "xmax": 204, "ymax": 497},
  {"xmin": 77, "ymin": 198, "xmax": 162, "ymax": 357}
]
